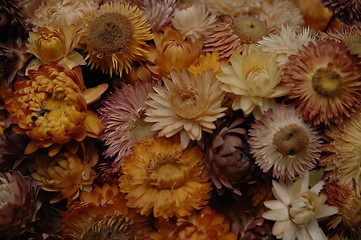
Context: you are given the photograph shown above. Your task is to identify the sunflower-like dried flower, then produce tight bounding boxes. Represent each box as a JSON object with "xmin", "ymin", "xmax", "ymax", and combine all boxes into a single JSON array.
[
  {"xmin": 322, "ymin": 182, "xmax": 361, "ymax": 239},
  {"xmin": 26, "ymin": 25, "xmax": 84, "ymax": 71},
  {"xmin": 119, "ymin": 136, "xmax": 212, "ymax": 218},
  {"xmin": 31, "ymin": 139, "xmax": 98, "ymax": 203},
  {"xmin": 258, "ymin": 0, "xmax": 304, "ymax": 31},
  {"xmin": 322, "ymin": 0, "xmax": 361, "ymax": 24},
  {"xmin": 62, "ymin": 184, "xmax": 151, "ymax": 240},
  {"xmin": 98, "ymin": 81, "xmax": 156, "ymax": 168},
  {"xmin": 0, "ymin": 171, "xmax": 41, "ymax": 239},
  {"xmin": 281, "ymin": 39, "xmax": 361, "ymax": 126},
  {"xmin": 145, "ymin": 69, "xmax": 226, "ymax": 149},
  {"xmin": 248, "ymin": 105, "xmax": 322, "ymax": 180},
  {"xmin": 31, "ymin": 0, "xmax": 97, "ymax": 33},
  {"xmin": 203, "ymin": 16, "xmax": 269, "ymax": 59},
  {"xmin": 171, "ymin": 3, "xmax": 217, "ymax": 40},
  {"xmin": 263, "ymin": 171, "xmax": 338, "ymax": 240},
  {"xmin": 84, "ymin": 2, "xmax": 153, "ymax": 77},
  {"xmin": 150, "ymin": 206, "xmax": 237, "ymax": 240},
  {"xmin": 4, "ymin": 63, "xmax": 107, "ymax": 156},
  {"xmin": 200, "ymin": 0, "xmax": 262, "ymax": 16},
  {"xmin": 147, "ymin": 27, "xmax": 203, "ymax": 77},
  {"xmin": 320, "ymin": 113, "xmax": 361, "ymax": 195},
  {"xmin": 216, "ymin": 46, "xmax": 289, "ymax": 119},
  {"xmin": 205, "ymin": 117, "xmax": 257, "ymax": 196},
  {"xmin": 127, "ymin": 0, "xmax": 177, "ymax": 32},
  {"xmin": 257, "ymin": 26, "xmax": 316, "ymax": 67}
]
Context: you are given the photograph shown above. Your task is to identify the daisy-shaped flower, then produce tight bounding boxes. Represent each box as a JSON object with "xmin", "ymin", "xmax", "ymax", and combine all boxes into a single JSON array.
[
  {"xmin": 150, "ymin": 206, "xmax": 237, "ymax": 240},
  {"xmin": 31, "ymin": 0, "xmax": 97, "ymax": 33},
  {"xmin": 62, "ymin": 184, "xmax": 151, "ymax": 240},
  {"xmin": 263, "ymin": 171, "xmax": 338, "ymax": 240},
  {"xmin": 248, "ymin": 105, "xmax": 322, "ymax": 180},
  {"xmin": 203, "ymin": 16, "xmax": 269, "ymax": 59},
  {"xmin": 281, "ymin": 39, "xmax": 361, "ymax": 126},
  {"xmin": 257, "ymin": 25, "xmax": 316, "ymax": 67},
  {"xmin": 31, "ymin": 139, "xmax": 98, "ymax": 203},
  {"xmin": 171, "ymin": 3, "xmax": 217, "ymax": 40},
  {"xmin": 84, "ymin": 2, "xmax": 153, "ymax": 76},
  {"xmin": 320, "ymin": 113, "xmax": 361, "ymax": 195},
  {"xmin": 98, "ymin": 81, "xmax": 156, "ymax": 168},
  {"xmin": 322, "ymin": 0, "xmax": 361, "ymax": 24},
  {"xmin": 145, "ymin": 69, "xmax": 226, "ymax": 149},
  {"xmin": 216, "ymin": 46, "xmax": 290, "ymax": 119},
  {"xmin": 4, "ymin": 63, "xmax": 107, "ymax": 156},
  {"xmin": 119, "ymin": 136, "xmax": 212, "ymax": 218}
]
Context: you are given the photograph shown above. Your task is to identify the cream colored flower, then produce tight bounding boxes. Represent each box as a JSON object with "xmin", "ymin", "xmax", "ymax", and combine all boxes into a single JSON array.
[
  {"xmin": 171, "ymin": 4, "xmax": 217, "ymax": 40},
  {"xmin": 200, "ymin": 0, "xmax": 261, "ymax": 16},
  {"xmin": 257, "ymin": 26, "xmax": 316, "ymax": 67},
  {"xmin": 145, "ymin": 69, "xmax": 226, "ymax": 149},
  {"xmin": 216, "ymin": 46, "xmax": 290, "ymax": 119},
  {"xmin": 263, "ymin": 171, "xmax": 338, "ymax": 240}
]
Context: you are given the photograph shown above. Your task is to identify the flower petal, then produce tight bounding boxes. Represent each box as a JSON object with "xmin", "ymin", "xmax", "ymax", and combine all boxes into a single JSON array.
[{"xmin": 263, "ymin": 208, "xmax": 289, "ymax": 221}]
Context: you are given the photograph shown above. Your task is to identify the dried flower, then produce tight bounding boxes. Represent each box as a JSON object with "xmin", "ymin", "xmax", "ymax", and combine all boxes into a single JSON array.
[
  {"xmin": 263, "ymin": 171, "xmax": 338, "ymax": 240},
  {"xmin": 119, "ymin": 136, "xmax": 212, "ymax": 218},
  {"xmin": 248, "ymin": 105, "xmax": 322, "ymax": 180},
  {"xmin": 200, "ymin": 0, "xmax": 262, "ymax": 16},
  {"xmin": 216, "ymin": 46, "xmax": 289, "ymax": 119},
  {"xmin": 145, "ymin": 69, "xmax": 226, "ymax": 149},
  {"xmin": 322, "ymin": 0, "xmax": 361, "ymax": 24},
  {"xmin": 188, "ymin": 51, "xmax": 222, "ymax": 77},
  {"xmin": 281, "ymin": 40, "xmax": 361, "ymax": 126}
]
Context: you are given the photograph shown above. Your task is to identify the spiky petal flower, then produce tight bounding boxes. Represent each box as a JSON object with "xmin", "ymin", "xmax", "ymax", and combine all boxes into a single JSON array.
[
  {"xmin": 263, "ymin": 171, "xmax": 338, "ymax": 240},
  {"xmin": 248, "ymin": 105, "xmax": 322, "ymax": 180},
  {"xmin": 150, "ymin": 206, "xmax": 237, "ymax": 240},
  {"xmin": 0, "ymin": 171, "xmax": 41, "ymax": 239},
  {"xmin": 4, "ymin": 64, "xmax": 106, "ymax": 155},
  {"xmin": 119, "ymin": 136, "xmax": 212, "ymax": 218},
  {"xmin": 171, "ymin": 4, "xmax": 217, "ymax": 40},
  {"xmin": 62, "ymin": 184, "xmax": 151, "ymax": 240},
  {"xmin": 322, "ymin": 0, "xmax": 361, "ymax": 24},
  {"xmin": 322, "ymin": 182, "xmax": 361, "ymax": 239},
  {"xmin": 257, "ymin": 26, "xmax": 316, "ymax": 67},
  {"xmin": 98, "ymin": 81, "xmax": 156, "ymax": 168},
  {"xmin": 145, "ymin": 69, "xmax": 226, "ymax": 149},
  {"xmin": 320, "ymin": 113, "xmax": 361, "ymax": 195},
  {"xmin": 205, "ymin": 117, "xmax": 257, "ymax": 196},
  {"xmin": 281, "ymin": 40, "xmax": 361, "ymax": 126},
  {"xmin": 31, "ymin": 140, "xmax": 98, "ymax": 203},
  {"xmin": 84, "ymin": 2, "xmax": 153, "ymax": 77},
  {"xmin": 216, "ymin": 47, "xmax": 290, "ymax": 119}
]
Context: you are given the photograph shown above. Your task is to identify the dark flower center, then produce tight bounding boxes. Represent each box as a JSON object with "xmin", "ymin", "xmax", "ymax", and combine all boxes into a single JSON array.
[
  {"xmin": 83, "ymin": 218, "xmax": 131, "ymax": 240},
  {"xmin": 273, "ymin": 124, "xmax": 309, "ymax": 156},
  {"xmin": 312, "ymin": 67, "xmax": 342, "ymax": 97},
  {"xmin": 233, "ymin": 16, "xmax": 268, "ymax": 44},
  {"xmin": 87, "ymin": 13, "xmax": 134, "ymax": 56}
]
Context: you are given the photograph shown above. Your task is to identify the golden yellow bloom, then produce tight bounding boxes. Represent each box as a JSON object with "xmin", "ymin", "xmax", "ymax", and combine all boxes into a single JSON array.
[
  {"xmin": 216, "ymin": 46, "xmax": 290, "ymax": 119},
  {"xmin": 145, "ymin": 69, "xmax": 226, "ymax": 149},
  {"xmin": 32, "ymin": 139, "xmax": 98, "ymax": 203},
  {"xmin": 188, "ymin": 51, "xmax": 222, "ymax": 77},
  {"xmin": 4, "ymin": 63, "xmax": 107, "ymax": 155},
  {"xmin": 84, "ymin": 2, "xmax": 153, "ymax": 77},
  {"xmin": 150, "ymin": 206, "xmax": 237, "ymax": 240},
  {"xmin": 119, "ymin": 136, "xmax": 212, "ymax": 219},
  {"xmin": 147, "ymin": 27, "xmax": 203, "ymax": 77},
  {"xmin": 62, "ymin": 184, "xmax": 151, "ymax": 240}
]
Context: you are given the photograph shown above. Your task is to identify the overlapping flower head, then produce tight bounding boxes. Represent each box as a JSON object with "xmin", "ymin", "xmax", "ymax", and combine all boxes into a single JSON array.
[{"xmin": 1, "ymin": 0, "xmax": 361, "ymax": 239}]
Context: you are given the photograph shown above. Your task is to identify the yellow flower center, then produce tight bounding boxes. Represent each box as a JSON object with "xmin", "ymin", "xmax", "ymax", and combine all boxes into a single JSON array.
[
  {"xmin": 129, "ymin": 109, "xmax": 154, "ymax": 142},
  {"xmin": 312, "ymin": 67, "xmax": 342, "ymax": 97},
  {"xmin": 289, "ymin": 191, "xmax": 319, "ymax": 227},
  {"xmin": 272, "ymin": 124, "xmax": 309, "ymax": 156},
  {"xmin": 172, "ymin": 85, "xmax": 199, "ymax": 119},
  {"xmin": 233, "ymin": 16, "xmax": 268, "ymax": 44},
  {"xmin": 147, "ymin": 157, "xmax": 188, "ymax": 189},
  {"xmin": 38, "ymin": 30, "xmax": 65, "ymax": 62},
  {"xmin": 87, "ymin": 12, "xmax": 134, "ymax": 56}
]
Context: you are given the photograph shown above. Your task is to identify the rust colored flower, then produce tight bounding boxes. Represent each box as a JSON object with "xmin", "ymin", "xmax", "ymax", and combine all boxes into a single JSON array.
[
  {"xmin": 31, "ymin": 139, "xmax": 99, "ymax": 203},
  {"xmin": 281, "ymin": 40, "xmax": 361, "ymax": 126},
  {"xmin": 119, "ymin": 136, "xmax": 212, "ymax": 218},
  {"xmin": 322, "ymin": 0, "xmax": 361, "ymax": 24},
  {"xmin": 4, "ymin": 63, "xmax": 107, "ymax": 156},
  {"xmin": 150, "ymin": 206, "xmax": 237, "ymax": 240}
]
